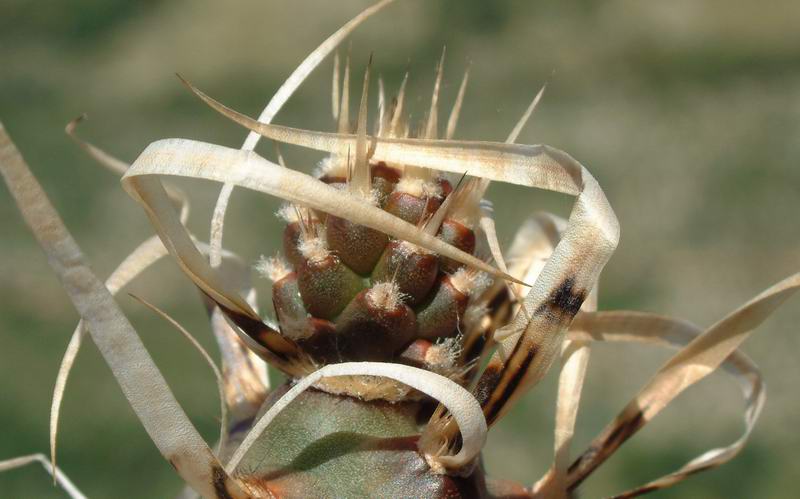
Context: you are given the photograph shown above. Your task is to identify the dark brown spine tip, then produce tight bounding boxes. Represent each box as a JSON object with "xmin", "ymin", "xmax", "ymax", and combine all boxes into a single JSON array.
[
  {"xmin": 372, "ymin": 241, "xmax": 439, "ymax": 306},
  {"xmin": 437, "ymin": 218, "xmax": 476, "ymax": 273},
  {"xmin": 326, "ymin": 215, "xmax": 389, "ymax": 275},
  {"xmin": 319, "ymin": 174, "xmax": 347, "ymax": 184},
  {"xmin": 415, "ymin": 276, "xmax": 468, "ymax": 341},
  {"xmin": 385, "ymin": 191, "xmax": 441, "ymax": 225},
  {"xmin": 297, "ymin": 254, "xmax": 364, "ymax": 320},
  {"xmin": 334, "ymin": 288, "xmax": 417, "ymax": 361}
]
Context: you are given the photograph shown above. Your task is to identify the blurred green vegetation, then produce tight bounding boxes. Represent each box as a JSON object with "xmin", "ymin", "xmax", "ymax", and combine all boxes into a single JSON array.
[{"xmin": 1, "ymin": 1, "xmax": 798, "ymax": 497}]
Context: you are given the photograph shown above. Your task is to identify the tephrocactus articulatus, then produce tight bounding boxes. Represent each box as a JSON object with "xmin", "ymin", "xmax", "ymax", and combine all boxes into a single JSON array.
[{"xmin": 1, "ymin": 1, "xmax": 798, "ymax": 498}]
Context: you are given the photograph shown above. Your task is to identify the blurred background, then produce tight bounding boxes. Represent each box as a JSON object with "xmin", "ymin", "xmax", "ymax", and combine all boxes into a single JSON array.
[{"xmin": 1, "ymin": 0, "xmax": 798, "ymax": 497}]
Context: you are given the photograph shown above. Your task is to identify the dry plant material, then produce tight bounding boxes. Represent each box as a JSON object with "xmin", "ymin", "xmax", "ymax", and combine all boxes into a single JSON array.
[{"xmin": 0, "ymin": 1, "xmax": 796, "ymax": 498}]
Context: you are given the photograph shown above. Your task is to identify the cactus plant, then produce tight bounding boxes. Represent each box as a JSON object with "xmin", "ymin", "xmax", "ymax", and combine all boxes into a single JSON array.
[{"xmin": 1, "ymin": 1, "xmax": 798, "ymax": 497}]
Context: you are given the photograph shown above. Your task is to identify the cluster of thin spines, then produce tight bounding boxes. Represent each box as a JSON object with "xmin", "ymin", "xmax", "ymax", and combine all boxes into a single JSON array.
[{"xmin": 257, "ymin": 55, "xmax": 493, "ymax": 378}]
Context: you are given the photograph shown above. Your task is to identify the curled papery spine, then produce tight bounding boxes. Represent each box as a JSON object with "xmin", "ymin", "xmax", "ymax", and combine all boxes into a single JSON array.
[
  {"xmin": 225, "ymin": 362, "xmax": 487, "ymax": 475},
  {"xmin": 123, "ymin": 137, "xmax": 522, "ymax": 285},
  {"xmin": 1, "ymin": 124, "xmax": 248, "ymax": 498}
]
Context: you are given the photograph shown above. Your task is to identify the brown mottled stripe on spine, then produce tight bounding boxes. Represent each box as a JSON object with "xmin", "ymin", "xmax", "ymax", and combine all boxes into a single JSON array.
[
  {"xmin": 534, "ymin": 277, "xmax": 586, "ymax": 323},
  {"xmin": 482, "ymin": 343, "xmax": 539, "ymax": 425},
  {"xmin": 212, "ymin": 466, "xmax": 234, "ymax": 499},
  {"xmin": 603, "ymin": 410, "xmax": 646, "ymax": 451},
  {"xmin": 603, "ymin": 462, "xmax": 717, "ymax": 498},
  {"xmin": 472, "ymin": 363, "xmax": 502, "ymax": 406},
  {"xmin": 217, "ymin": 305, "xmax": 296, "ymax": 359},
  {"xmin": 475, "ymin": 277, "xmax": 587, "ymax": 426},
  {"xmin": 213, "ymin": 299, "xmax": 307, "ymax": 377},
  {"xmin": 567, "ymin": 409, "xmax": 646, "ymax": 490}
]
